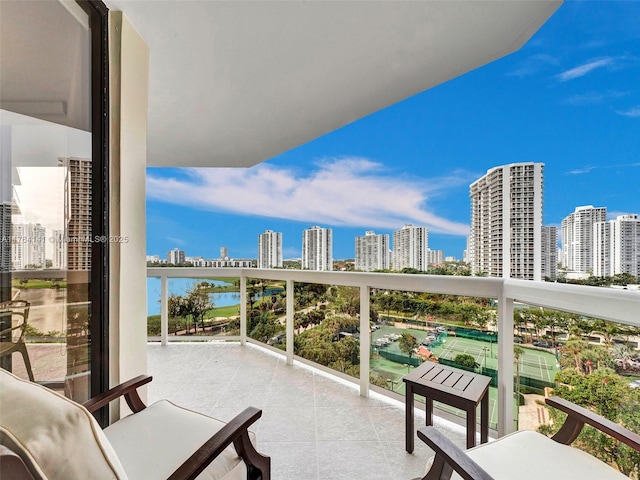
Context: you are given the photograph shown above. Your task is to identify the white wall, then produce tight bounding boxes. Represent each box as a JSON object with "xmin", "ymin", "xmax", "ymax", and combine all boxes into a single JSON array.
[{"xmin": 109, "ymin": 12, "xmax": 149, "ymax": 412}]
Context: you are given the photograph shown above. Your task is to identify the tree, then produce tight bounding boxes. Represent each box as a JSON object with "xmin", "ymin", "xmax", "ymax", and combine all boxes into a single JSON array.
[
  {"xmin": 514, "ymin": 345, "xmax": 524, "ymax": 397},
  {"xmin": 453, "ymin": 354, "xmax": 479, "ymax": 370},
  {"xmin": 398, "ymin": 332, "xmax": 418, "ymax": 357},
  {"xmin": 541, "ymin": 369, "xmax": 640, "ymax": 478}
]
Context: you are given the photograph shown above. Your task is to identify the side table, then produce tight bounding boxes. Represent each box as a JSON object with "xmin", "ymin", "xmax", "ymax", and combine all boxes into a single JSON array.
[{"xmin": 404, "ymin": 361, "xmax": 491, "ymax": 452}]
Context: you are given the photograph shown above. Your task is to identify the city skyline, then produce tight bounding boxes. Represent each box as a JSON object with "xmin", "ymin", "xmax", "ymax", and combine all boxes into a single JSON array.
[{"xmin": 146, "ymin": 2, "xmax": 640, "ymax": 260}]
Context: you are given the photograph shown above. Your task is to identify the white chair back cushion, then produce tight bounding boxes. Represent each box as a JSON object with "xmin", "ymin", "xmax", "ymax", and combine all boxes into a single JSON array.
[{"xmin": 0, "ymin": 369, "xmax": 128, "ymax": 480}]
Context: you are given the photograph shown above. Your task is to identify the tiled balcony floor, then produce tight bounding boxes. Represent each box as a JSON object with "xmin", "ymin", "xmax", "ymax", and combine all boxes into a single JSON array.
[{"xmin": 147, "ymin": 342, "xmax": 469, "ymax": 480}]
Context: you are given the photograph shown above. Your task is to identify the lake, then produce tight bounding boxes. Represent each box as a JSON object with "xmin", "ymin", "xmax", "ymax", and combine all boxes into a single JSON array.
[{"xmin": 147, "ymin": 278, "xmax": 240, "ymax": 316}]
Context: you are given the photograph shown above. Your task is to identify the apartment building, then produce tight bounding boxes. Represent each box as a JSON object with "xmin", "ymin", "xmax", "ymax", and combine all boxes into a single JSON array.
[
  {"xmin": 258, "ymin": 230, "xmax": 283, "ymax": 269},
  {"xmin": 594, "ymin": 214, "xmax": 640, "ymax": 278},
  {"xmin": 392, "ymin": 224, "xmax": 429, "ymax": 271},
  {"xmin": 541, "ymin": 226, "xmax": 558, "ymax": 281},
  {"xmin": 355, "ymin": 230, "xmax": 389, "ymax": 272},
  {"xmin": 167, "ymin": 248, "xmax": 186, "ymax": 265},
  {"xmin": 561, "ymin": 205, "xmax": 607, "ymax": 274},
  {"xmin": 302, "ymin": 226, "xmax": 332, "ymax": 271},
  {"xmin": 469, "ymin": 163, "xmax": 543, "ymax": 280},
  {"xmin": 60, "ymin": 157, "xmax": 92, "ymax": 271},
  {"xmin": 428, "ymin": 249, "xmax": 445, "ymax": 266},
  {"xmin": 10, "ymin": 223, "xmax": 46, "ymax": 270}
]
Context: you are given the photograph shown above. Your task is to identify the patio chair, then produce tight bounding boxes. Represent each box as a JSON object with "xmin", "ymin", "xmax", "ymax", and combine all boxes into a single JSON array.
[
  {"xmin": 0, "ymin": 369, "xmax": 270, "ymax": 480},
  {"xmin": 0, "ymin": 300, "xmax": 34, "ymax": 381},
  {"xmin": 418, "ymin": 396, "xmax": 640, "ymax": 480}
]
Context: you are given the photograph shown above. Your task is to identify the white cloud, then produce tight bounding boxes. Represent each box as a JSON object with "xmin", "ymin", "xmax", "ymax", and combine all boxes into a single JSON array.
[
  {"xmin": 562, "ymin": 90, "xmax": 627, "ymax": 106},
  {"xmin": 617, "ymin": 105, "xmax": 640, "ymax": 117},
  {"xmin": 607, "ymin": 211, "xmax": 638, "ymax": 221},
  {"xmin": 565, "ymin": 162, "xmax": 640, "ymax": 175},
  {"xmin": 147, "ymin": 157, "xmax": 471, "ymax": 235},
  {"xmin": 556, "ymin": 57, "xmax": 614, "ymax": 81},
  {"xmin": 506, "ymin": 53, "xmax": 558, "ymax": 78}
]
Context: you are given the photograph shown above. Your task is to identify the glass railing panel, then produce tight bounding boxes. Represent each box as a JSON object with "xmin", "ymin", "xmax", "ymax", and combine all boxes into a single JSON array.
[
  {"xmin": 370, "ymin": 290, "xmax": 500, "ymax": 430},
  {"xmin": 245, "ymin": 277, "xmax": 286, "ymax": 348},
  {"xmin": 147, "ymin": 276, "xmax": 241, "ymax": 339},
  {"xmin": 292, "ymin": 283, "xmax": 360, "ymax": 381},
  {"xmin": 514, "ymin": 305, "xmax": 640, "ymax": 475}
]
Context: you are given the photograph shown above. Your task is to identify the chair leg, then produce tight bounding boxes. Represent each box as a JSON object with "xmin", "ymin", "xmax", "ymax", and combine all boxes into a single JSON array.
[{"xmin": 19, "ymin": 344, "xmax": 34, "ymax": 382}]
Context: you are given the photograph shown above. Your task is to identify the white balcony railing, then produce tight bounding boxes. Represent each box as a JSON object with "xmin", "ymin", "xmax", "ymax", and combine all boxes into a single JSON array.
[{"xmin": 147, "ymin": 267, "xmax": 640, "ymax": 437}]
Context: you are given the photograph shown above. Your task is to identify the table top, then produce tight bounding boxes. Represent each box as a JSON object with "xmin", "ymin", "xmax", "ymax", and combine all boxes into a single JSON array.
[{"xmin": 403, "ymin": 361, "xmax": 491, "ymax": 403}]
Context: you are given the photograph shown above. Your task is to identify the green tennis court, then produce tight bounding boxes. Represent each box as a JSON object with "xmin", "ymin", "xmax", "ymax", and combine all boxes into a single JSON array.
[{"xmin": 430, "ymin": 337, "xmax": 559, "ymax": 383}]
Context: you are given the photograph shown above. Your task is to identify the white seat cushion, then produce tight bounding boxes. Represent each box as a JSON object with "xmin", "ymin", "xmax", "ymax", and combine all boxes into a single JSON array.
[
  {"xmin": 449, "ymin": 430, "xmax": 629, "ymax": 480},
  {"xmin": 0, "ymin": 369, "xmax": 128, "ymax": 480},
  {"xmin": 104, "ymin": 400, "xmax": 251, "ymax": 480}
]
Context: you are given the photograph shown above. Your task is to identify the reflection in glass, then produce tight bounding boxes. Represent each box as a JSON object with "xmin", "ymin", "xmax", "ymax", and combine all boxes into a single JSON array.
[{"xmin": 1, "ymin": 0, "xmax": 93, "ymax": 401}]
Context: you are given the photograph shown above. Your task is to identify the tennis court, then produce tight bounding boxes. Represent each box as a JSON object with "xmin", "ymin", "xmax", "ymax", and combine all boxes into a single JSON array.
[{"xmin": 430, "ymin": 336, "xmax": 558, "ymax": 383}]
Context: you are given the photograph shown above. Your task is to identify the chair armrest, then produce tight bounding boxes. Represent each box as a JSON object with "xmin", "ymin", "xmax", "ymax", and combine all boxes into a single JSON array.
[
  {"xmin": 82, "ymin": 375, "xmax": 152, "ymax": 414},
  {"xmin": 168, "ymin": 406, "xmax": 270, "ymax": 480},
  {"xmin": 0, "ymin": 445, "xmax": 36, "ymax": 480},
  {"xmin": 417, "ymin": 426, "xmax": 494, "ymax": 480},
  {"xmin": 546, "ymin": 396, "xmax": 640, "ymax": 451}
]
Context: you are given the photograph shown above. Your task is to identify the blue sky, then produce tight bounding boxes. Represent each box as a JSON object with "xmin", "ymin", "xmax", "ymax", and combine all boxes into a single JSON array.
[{"xmin": 147, "ymin": 1, "xmax": 640, "ymax": 261}]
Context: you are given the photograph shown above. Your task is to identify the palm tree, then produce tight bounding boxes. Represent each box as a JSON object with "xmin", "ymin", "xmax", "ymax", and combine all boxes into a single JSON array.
[{"xmin": 514, "ymin": 345, "xmax": 525, "ymax": 398}]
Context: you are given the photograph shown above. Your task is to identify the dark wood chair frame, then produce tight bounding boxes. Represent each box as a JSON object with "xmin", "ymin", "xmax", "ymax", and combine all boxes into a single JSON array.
[
  {"xmin": 1, "ymin": 375, "xmax": 271, "ymax": 480},
  {"xmin": 0, "ymin": 300, "xmax": 34, "ymax": 382},
  {"xmin": 418, "ymin": 396, "xmax": 640, "ymax": 480}
]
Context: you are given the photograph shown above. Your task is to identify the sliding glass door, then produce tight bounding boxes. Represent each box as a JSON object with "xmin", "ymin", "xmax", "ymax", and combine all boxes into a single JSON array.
[{"xmin": 0, "ymin": 0, "xmax": 108, "ymax": 418}]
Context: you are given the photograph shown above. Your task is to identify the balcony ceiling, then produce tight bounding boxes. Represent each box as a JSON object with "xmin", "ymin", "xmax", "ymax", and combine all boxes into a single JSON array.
[{"xmin": 104, "ymin": 0, "xmax": 561, "ymax": 168}]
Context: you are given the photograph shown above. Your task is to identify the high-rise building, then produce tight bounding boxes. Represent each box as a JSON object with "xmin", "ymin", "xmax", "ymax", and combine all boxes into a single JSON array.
[
  {"xmin": 220, "ymin": 246, "xmax": 228, "ymax": 260},
  {"xmin": 52, "ymin": 229, "xmax": 66, "ymax": 269},
  {"xmin": 0, "ymin": 203, "xmax": 10, "ymax": 273},
  {"xmin": 594, "ymin": 214, "xmax": 640, "ymax": 278},
  {"xmin": 428, "ymin": 250, "xmax": 444, "ymax": 266},
  {"xmin": 10, "ymin": 223, "xmax": 46, "ymax": 270},
  {"xmin": 561, "ymin": 205, "xmax": 607, "ymax": 274},
  {"xmin": 258, "ymin": 230, "xmax": 283, "ymax": 269},
  {"xmin": 541, "ymin": 226, "xmax": 558, "ymax": 281},
  {"xmin": 60, "ymin": 157, "xmax": 92, "ymax": 271},
  {"xmin": 167, "ymin": 248, "xmax": 185, "ymax": 265},
  {"xmin": 302, "ymin": 226, "xmax": 332, "ymax": 271},
  {"xmin": 354, "ymin": 231, "xmax": 389, "ymax": 271},
  {"xmin": 392, "ymin": 224, "xmax": 429, "ymax": 271},
  {"xmin": 469, "ymin": 163, "xmax": 543, "ymax": 280},
  {"xmin": 593, "ymin": 221, "xmax": 611, "ymax": 278},
  {"xmin": 612, "ymin": 214, "xmax": 640, "ymax": 278}
]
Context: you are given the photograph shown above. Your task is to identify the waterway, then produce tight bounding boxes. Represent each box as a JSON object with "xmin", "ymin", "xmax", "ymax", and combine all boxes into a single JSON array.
[{"xmin": 147, "ymin": 277, "xmax": 240, "ymax": 316}]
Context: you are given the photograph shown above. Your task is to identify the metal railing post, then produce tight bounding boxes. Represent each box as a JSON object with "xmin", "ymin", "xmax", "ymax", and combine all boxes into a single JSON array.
[
  {"xmin": 286, "ymin": 279, "xmax": 294, "ymax": 366},
  {"xmin": 240, "ymin": 274, "xmax": 247, "ymax": 345},
  {"xmin": 359, "ymin": 285, "xmax": 370, "ymax": 397},
  {"xmin": 160, "ymin": 274, "xmax": 168, "ymax": 345},
  {"xmin": 497, "ymin": 290, "xmax": 514, "ymax": 437}
]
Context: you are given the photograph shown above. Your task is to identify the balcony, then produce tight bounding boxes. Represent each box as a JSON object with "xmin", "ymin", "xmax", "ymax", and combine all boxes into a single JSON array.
[
  {"xmin": 147, "ymin": 267, "xmax": 640, "ymax": 439},
  {"xmin": 147, "ymin": 341, "xmax": 468, "ymax": 479}
]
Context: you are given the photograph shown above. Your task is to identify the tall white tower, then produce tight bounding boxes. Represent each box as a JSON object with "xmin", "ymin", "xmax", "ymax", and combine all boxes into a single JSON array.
[
  {"xmin": 355, "ymin": 231, "xmax": 390, "ymax": 271},
  {"xmin": 469, "ymin": 163, "xmax": 543, "ymax": 280},
  {"xmin": 392, "ymin": 224, "xmax": 429, "ymax": 271},
  {"xmin": 561, "ymin": 205, "xmax": 607, "ymax": 273},
  {"xmin": 594, "ymin": 214, "xmax": 640, "ymax": 278},
  {"xmin": 258, "ymin": 230, "xmax": 283, "ymax": 269},
  {"xmin": 302, "ymin": 226, "xmax": 332, "ymax": 271},
  {"xmin": 541, "ymin": 226, "xmax": 557, "ymax": 281}
]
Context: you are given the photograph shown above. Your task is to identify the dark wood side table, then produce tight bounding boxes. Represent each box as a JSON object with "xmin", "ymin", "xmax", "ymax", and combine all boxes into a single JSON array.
[{"xmin": 404, "ymin": 362, "xmax": 491, "ymax": 452}]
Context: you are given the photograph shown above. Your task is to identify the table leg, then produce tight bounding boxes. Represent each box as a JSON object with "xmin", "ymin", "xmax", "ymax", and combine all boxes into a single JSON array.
[
  {"xmin": 481, "ymin": 392, "xmax": 489, "ymax": 444},
  {"xmin": 466, "ymin": 406, "xmax": 477, "ymax": 449},
  {"xmin": 426, "ymin": 397, "xmax": 433, "ymax": 426},
  {"xmin": 406, "ymin": 384, "xmax": 414, "ymax": 453}
]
